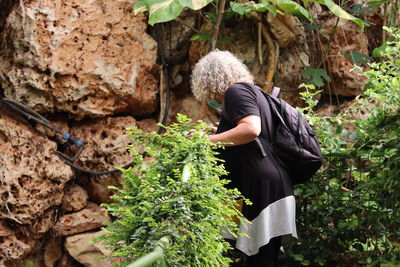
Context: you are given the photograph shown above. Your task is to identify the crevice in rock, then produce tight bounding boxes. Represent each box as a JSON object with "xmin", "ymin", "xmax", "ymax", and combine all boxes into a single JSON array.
[{"xmin": 0, "ymin": 0, "xmax": 18, "ymax": 33}]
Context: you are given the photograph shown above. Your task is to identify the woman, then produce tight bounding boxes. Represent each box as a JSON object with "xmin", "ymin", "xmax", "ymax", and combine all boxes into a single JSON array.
[{"xmin": 191, "ymin": 50, "xmax": 297, "ymax": 267}]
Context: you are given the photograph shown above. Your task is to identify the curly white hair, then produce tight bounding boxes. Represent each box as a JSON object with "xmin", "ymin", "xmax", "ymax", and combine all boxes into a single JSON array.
[{"xmin": 191, "ymin": 50, "xmax": 254, "ymax": 101}]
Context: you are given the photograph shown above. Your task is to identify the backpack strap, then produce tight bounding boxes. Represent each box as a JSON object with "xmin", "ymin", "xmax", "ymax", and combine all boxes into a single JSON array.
[
  {"xmin": 271, "ymin": 87, "xmax": 280, "ymax": 98},
  {"xmin": 280, "ymin": 99, "xmax": 286, "ymax": 116},
  {"xmin": 265, "ymin": 94, "xmax": 286, "ymax": 127},
  {"xmin": 255, "ymin": 137, "xmax": 267, "ymax": 157}
]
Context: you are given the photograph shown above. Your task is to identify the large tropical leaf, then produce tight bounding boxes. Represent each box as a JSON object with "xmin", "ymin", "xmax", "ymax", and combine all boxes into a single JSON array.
[
  {"xmin": 323, "ymin": 0, "xmax": 366, "ymax": 31},
  {"xmin": 134, "ymin": 0, "xmax": 212, "ymax": 25},
  {"xmin": 272, "ymin": 0, "xmax": 314, "ymax": 22}
]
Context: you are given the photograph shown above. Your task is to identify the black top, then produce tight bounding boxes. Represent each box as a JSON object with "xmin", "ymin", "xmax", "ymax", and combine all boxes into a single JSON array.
[{"xmin": 216, "ymin": 82, "xmax": 293, "ymax": 221}]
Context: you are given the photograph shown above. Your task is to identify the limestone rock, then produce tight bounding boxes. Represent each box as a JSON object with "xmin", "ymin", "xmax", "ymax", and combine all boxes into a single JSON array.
[
  {"xmin": 70, "ymin": 116, "xmax": 136, "ymax": 172},
  {"xmin": 0, "ymin": 220, "xmax": 13, "ymax": 237},
  {"xmin": 319, "ymin": 15, "xmax": 369, "ymax": 97},
  {"xmin": 0, "ymin": 211, "xmax": 55, "ymax": 262},
  {"xmin": 0, "ymin": 112, "xmax": 74, "ymax": 224},
  {"xmin": 0, "ymin": 0, "xmax": 159, "ymax": 120},
  {"xmin": 65, "ymin": 230, "xmax": 121, "ymax": 267},
  {"xmin": 136, "ymin": 118, "xmax": 158, "ymax": 133},
  {"xmin": 44, "ymin": 236, "xmax": 63, "ymax": 267},
  {"xmin": 170, "ymin": 94, "xmax": 220, "ymax": 126},
  {"xmin": 59, "ymin": 252, "xmax": 81, "ymax": 267},
  {"xmin": 69, "ymin": 116, "xmax": 135, "ymax": 203},
  {"xmin": 275, "ymin": 18, "xmax": 311, "ymax": 107},
  {"xmin": 29, "ymin": 210, "xmax": 56, "ymax": 239},
  {"xmin": 0, "ymin": 230, "xmax": 37, "ymax": 261},
  {"xmin": 54, "ymin": 202, "xmax": 110, "ymax": 236},
  {"xmin": 61, "ymin": 184, "xmax": 89, "ymax": 212}
]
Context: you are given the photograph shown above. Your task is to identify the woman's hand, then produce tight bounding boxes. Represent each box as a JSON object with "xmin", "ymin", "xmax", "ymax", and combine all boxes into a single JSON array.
[
  {"xmin": 187, "ymin": 126, "xmax": 216, "ymax": 140},
  {"xmin": 210, "ymin": 126, "xmax": 217, "ymax": 134}
]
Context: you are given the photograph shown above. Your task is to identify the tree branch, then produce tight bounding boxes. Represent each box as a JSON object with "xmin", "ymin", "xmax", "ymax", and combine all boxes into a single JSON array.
[
  {"xmin": 211, "ymin": 0, "xmax": 226, "ymax": 51},
  {"xmin": 250, "ymin": 12, "xmax": 277, "ymax": 93}
]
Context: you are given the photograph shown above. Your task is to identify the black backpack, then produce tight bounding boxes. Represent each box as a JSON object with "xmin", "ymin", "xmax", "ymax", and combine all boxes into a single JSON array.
[{"xmin": 255, "ymin": 86, "xmax": 323, "ymax": 185}]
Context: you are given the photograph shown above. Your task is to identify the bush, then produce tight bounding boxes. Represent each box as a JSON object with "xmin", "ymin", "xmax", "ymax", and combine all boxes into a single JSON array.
[
  {"xmin": 97, "ymin": 114, "xmax": 247, "ymax": 266},
  {"xmin": 282, "ymin": 27, "xmax": 400, "ymax": 266}
]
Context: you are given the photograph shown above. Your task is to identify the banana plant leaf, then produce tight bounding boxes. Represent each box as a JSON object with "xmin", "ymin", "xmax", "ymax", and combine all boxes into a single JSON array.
[
  {"xmin": 323, "ymin": 0, "xmax": 366, "ymax": 31},
  {"xmin": 272, "ymin": 0, "xmax": 315, "ymax": 22},
  {"xmin": 134, "ymin": 0, "xmax": 212, "ymax": 25}
]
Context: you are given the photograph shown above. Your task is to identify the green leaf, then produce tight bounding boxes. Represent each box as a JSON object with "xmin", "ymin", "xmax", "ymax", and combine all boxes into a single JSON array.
[
  {"xmin": 230, "ymin": 2, "xmax": 277, "ymax": 16},
  {"xmin": 230, "ymin": 2, "xmax": 252, "ymax": 15},
  {"xmin": 335, "ymin": 124, "xmax": 343, "ymax": 134},
  {"xmin": 301, "ymin": 0, "xmax": 324, "ymax": 7},
  {"xmin": 349, "ymin": 131, "xmax": 358, "ymax": 141},
  {"xmin": 252, "ymin": 3, "xmax": 277, "ymax": 15},
  {"xmin": 190, "ymin": 32, "xmax": 212, "ymax": 41},
  {"xmin": 136, "ymin": 0, "xmax": 213, "ymax": 25},
  {"xmin": 323, "ymin": 0, "xmax": 366, "ymax": 31},
  {"xmin": 388, "ymin": 6, "xmax": 398, "ymax": 27},
  {"xmin": 343, "ymin": 50, "xmax": 371, "ymax": 65},
  {"xmin": 134, "ymin": 1, "xmax": 149, "ymax": 13},
  {"xmin": 372, "ymin": 43, "xmax": 388, "ymax": 57},
  {"xmin": 367, "ymin": 0, "xmax": 390, "ymax": 7},
  {"xmin": 273, "ymin": 0, "xmax": 315, "ymax": 22},
  {"xmin": 347, "ymin": 4, "xmax": 375, "ymax": 15},
  {"xmin": 293, "ymin": 253, "xmax": 304, "ymax": 261},
  {"xmin": 302, "ymin": 66, "xmax": 331, "ymax": 87}
]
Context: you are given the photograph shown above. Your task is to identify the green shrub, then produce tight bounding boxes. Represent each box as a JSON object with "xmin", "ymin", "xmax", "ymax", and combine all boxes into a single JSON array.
[
  {"xmin": 97, "ymin": 114, "xmax": 247, "ymax": 266},
  {"xmin": 282, "ymin": 27, "xmax": 400, "ymax": 266}
]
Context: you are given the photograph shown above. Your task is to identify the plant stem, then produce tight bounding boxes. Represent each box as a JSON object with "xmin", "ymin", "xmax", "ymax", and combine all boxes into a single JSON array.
[
  {"xmin": 317, "ymin": 16, "xmax": 340, "ymax": 68},
  {"xmin": 211, "ymin": 0, "xmax": 226, "ymax": 50},
  {"xmin": 258, "ymin": 22, "xmax": 263, "ymax": 65},
  {"xmin": 250, "ymin": 12, "xmax": 277, "ymax": 93},
  {"xmin": 175, "ymin": 18, "xmax": 200, "ymax": 33}
]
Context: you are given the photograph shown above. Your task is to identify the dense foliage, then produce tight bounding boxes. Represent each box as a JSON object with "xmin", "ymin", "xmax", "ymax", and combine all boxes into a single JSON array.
[
  {"xmin": 282, "ymin": 27, "xmax": 400, "ymax": 266},
  {"xmin": 134, "ymin": 0, "xmax": 370, "ymax": 29},
  {"xmin": 97, "ymin": 114, "xmax": 247, "ymax": 266}
]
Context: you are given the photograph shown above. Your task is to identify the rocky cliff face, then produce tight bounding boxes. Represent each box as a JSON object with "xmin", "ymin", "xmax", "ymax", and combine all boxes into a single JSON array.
[
  {"xmin": 319, "ymin": 14, "xmax": 369, "ymax": 97},
  {"xmin": 0, "ymin": 109, "xmax": 155, "ymax": 266},
  {"xmin": 0, "ymin": 0, "xmax": 160, "ymax": 265},
  {"xmin": 0, "ymin": 111, "xmax": 74, "ymax": 263},
  {"xmin": 0, "ymin": 0, "xmax": 158, "ymax": 120}
]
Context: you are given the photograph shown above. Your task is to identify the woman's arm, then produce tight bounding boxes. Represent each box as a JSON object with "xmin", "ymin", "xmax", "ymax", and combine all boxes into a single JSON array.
[{"xmin": 210, "ymin": 115, "xmax": 261, "ymax": 146}]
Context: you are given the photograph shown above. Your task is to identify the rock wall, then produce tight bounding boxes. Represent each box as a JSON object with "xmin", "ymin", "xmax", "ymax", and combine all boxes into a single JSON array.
[
  {"xmin": 0, "ymin": 109, "xmax": 156, "ymax": 266},
  {"xmin": 0, "ymin": 0, "xmax": 159, "ymax": 120},
  {"xmin": 319, "ymin": 14, "xmax": 369, "ymax": 97},
  {"xmin": 0, "ymin": 111, "xmax": 74, "ymax": 264}
]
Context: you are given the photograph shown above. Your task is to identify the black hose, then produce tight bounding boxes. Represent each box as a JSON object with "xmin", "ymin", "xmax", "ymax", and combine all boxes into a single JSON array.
[
  {"xmin": 155, "ymin": 23, "xmax": 171, "ymax": 129},
  {"xmin": 56, "ymin": 151, "xmax": 135, "ymax": 175}
]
